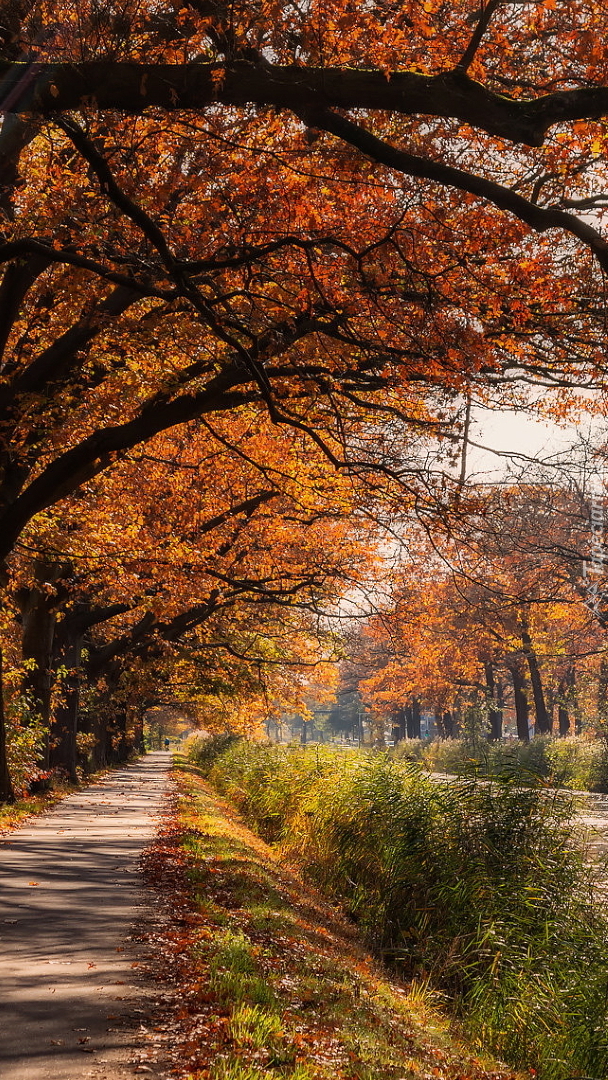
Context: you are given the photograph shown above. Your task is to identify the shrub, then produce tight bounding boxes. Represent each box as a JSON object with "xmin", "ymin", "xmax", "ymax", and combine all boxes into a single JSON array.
[
  {"xmin": 6, "ymin": 697, "xmax": 48, "ymax": 796},
  {"xmin": 392, "ymin": 734, "xmax": 608, "ymax": 792},
  {"xmin": 187, "ymin": 732, "xmax": 242, "ymax": 774}
]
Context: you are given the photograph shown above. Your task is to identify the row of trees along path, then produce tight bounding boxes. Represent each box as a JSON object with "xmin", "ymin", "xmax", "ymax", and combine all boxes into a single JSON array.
[{"xmin": 5, "ymin": 3, "xmax": 608, "ymax": 798}]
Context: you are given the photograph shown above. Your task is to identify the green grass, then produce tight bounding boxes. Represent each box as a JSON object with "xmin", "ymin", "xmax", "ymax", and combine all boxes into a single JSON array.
[
  {"xmin": 174, "ymin": 760, "xmax": 513, "ymax": 1080},
  {"xmin": 189, "ymin": 738, "xmax": 608, "ymax": 1080},
  {"xmin": 0, "ymin": 787, "xmax": 72, "ymax": 832}
]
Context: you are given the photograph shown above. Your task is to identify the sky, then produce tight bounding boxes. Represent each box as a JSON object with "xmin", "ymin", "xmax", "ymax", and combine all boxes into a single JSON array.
[{"xmin": 465, "ymin": 406, "xmax": 596, "ymax": 481}]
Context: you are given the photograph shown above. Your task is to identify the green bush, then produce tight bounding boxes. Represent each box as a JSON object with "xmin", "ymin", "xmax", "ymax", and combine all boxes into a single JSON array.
[
  {"xmin": 392, "ymin": 734, "xmax": 608, "ymax": 792},
  {"xmin": 6, "ymin": 697, "xmax": 48, "ymax": 795},
  {"xmin": 203, "ymin": 741, "xmax": 608, "ymax": 1079},
  {"xmin": 187, "ymin": 732, "xmax": 242, "ymax": 774},
  {"xmin": 546, "ymin": 735, "xmax": 608, "ymax": 792}
]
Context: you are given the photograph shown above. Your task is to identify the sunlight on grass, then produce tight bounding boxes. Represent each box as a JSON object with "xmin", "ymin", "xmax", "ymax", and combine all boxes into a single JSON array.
[
  {"xmin": 173, "ymin": 762, "xmax": 515, "ymax": 1080},
  {"xmin": 185, "ymin": 738, "xmax": 608, "ymax": 1080}
]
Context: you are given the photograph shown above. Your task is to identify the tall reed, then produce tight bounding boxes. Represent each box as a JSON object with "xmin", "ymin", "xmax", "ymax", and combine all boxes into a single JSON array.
[{"xmin": 190, "ymin": 738, "xmax": 608, "ymax": 1078}]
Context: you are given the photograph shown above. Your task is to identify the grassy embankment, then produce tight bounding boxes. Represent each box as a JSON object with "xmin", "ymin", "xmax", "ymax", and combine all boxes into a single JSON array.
[
  {"xmin": 0, "ymin": 784, "xmax": 78, "ymax": 833},
  {"xmin": 185, "ymin": 737, "xmax": 608, "ymax": 1080},
  {"xmin": 172, "ymin": 756, "xmax": 519, "ymax": 1080}
]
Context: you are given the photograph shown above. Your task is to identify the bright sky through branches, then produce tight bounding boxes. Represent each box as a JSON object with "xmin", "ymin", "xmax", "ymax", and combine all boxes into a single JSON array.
[{"xmin": 467, "ymin": 407, "xmax": 596, "ymax": 481}]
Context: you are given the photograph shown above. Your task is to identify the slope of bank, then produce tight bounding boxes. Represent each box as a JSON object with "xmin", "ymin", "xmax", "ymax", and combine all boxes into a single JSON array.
[{"xmin": 167, "ymin": 761, "xmax": 519, "ymax": 1080}]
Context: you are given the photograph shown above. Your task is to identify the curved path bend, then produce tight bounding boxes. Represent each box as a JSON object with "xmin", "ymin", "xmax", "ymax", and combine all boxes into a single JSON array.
[{"xmin": 0, "ymin": 752, "xmax": 171, "ymax": 1080}]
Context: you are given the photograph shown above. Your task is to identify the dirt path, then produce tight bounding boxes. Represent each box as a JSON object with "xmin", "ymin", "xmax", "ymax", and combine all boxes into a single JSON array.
[{"xmin": 0, "ymin": 752, "xmax": 171, "ymax": 1080}]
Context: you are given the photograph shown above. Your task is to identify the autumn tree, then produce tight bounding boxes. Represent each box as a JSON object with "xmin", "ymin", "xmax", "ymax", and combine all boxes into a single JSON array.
[
  {"xmin": 3, "ymin": 2, "xmax": 608, "ymax": 793},
  {"xmin": 3, "ymin": 413, "xmax": 379, "ymax": 786},
  {"xmin": 358, "ymin": 479, "xmax": 606, "ymax": 742}
]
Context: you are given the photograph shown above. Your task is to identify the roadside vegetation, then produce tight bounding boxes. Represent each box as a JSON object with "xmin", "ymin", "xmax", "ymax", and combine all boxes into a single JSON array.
[
  {"xmin": 187, "ymin": 737, "xmax": 608, "ymax": 1080},
  {"xmin": 172, "ymin": 757, "xmax": 518, "ymax": 1080},
  {"xmin": 0, "ymin": 789, "xmax": 67, "ymax": 833},
  {"xmin": 392, "ymin": 735, "xmax": 608, "ymax": 791}
]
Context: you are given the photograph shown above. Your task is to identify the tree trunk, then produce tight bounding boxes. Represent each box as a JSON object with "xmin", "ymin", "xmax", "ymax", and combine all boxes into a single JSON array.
[
  {"xmin": 509, "ymin": 663, "xmax": 530, "ymax": 742},
  {"xmin": 557, "ymin": 664, "xmax": 576, "ymax": 737},
  {"xmin": 598, "ymin": 657, "xmax": 608, "ymax": 728},
  {"xmin": 442, "ymin": 711, "xmax": 454, "ymax": 738},
  {"xmin": 411, "ymin": 698, "xmax": 422, "ymax": 739},
  {"xmin": 393, "ymin": 706, "xmax": 407, "ymax": 742},
  {"xmin": 557, "ymin": 701, "xmax": 570, "ymax": 737},
  {"xmin": 521, "ymin": 629, "xmax": 551, "ymax": 734},
  {"xmin": 49, "ymin": 630, "xmax": 81, "ymax": 782},
  {"xmin": 16, "ymin": 561, "xmax": 66, "ymax": 774},
  {"xmin": 115, "ymin": 707, "xmax": 132, "ymax": 763},
  {"xmin": 484, "ymin": 662, "xmax": 503, "ymax": 741},
  {"xmin": 102, "ymin": 705, "xmax": 129, "ymax": 765},
  {"xmin": 557, "ymin": 677, "xmax": 570, "ymax": 737},
  {"xmin": 0, "ymin": 649, "xmax": 15, "ymax": 803}
]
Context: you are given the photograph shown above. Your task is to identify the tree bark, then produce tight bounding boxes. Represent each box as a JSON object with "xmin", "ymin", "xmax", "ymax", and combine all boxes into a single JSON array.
[
  {"xmin": 410, "ymin": 698, "xmax": 422, "ymax": 739},
  {"xmin": 393, "ymin": 706, "xmax": 407, "ymax": 743},
  {"xmin": 49, "ymin": 630, "xmax": 81, "ymax": 782},
  {"xmin": 484, "ymin": 662, "xmax": 503, "ymax": 741},
  {"xmin": 15, "ymin": 561, "xmax": 66, "ymax": 775},
  {"xmin": 557, "ymin": 665, "xmax": 575, "ymax": 737},
  {"xmin": 521, "ymin": 629, "xmax": 551, "ymax": 734},
  {"xmin": 598, "ymin": 657, "xmax": 608, "ymax": 728},
  {"xmin": 508, "ymin": 663, "xmax": 530, "ymax": 742},
  {"xmin": 3, "ymin": 59, "xmax": 608, "ymax": 148},
  {"xmin": 0, "ymin": 648, "xmax": 15, "ymax": 803}
]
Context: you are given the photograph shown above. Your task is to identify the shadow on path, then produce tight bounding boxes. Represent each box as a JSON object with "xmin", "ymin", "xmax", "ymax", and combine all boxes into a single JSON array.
[{"xmin": 0, "ymin": 752, "xmax": 171, "ymax": 1080}]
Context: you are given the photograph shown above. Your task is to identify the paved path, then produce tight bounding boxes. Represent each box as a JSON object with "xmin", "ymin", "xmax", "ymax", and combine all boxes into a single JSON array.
[
  {"xmin": 575, "ymin": 791, "xmax": 608, "ymax": 867},
  {"xmin": 0, "ymin": 752, "xmax": 171, "ymax": 1080}
]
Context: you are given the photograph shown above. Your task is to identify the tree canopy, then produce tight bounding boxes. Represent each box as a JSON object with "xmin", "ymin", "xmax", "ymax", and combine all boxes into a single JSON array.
[{"xmin": 2, "ymin": 0, "xmax": 608, "ymax": 797}]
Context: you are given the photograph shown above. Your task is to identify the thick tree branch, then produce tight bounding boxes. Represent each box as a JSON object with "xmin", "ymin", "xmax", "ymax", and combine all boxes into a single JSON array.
[
  {"xmin": 299, "ymin": 108, "xmax": 608, "ymax": 274},
  {"xmin": 0, "ymin": 284, "xmax": 141, "ymax": 416},
  {"xmin": 0, "ymin": 365, "xmax": 260, "ymax": 560},
  {"xmin": 2, "ymin": 59, "xmax": 608, "ymax": 146},
  {"xmin": 0, "ymin": 239, "xmax": 179, "ymax": 297}
]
